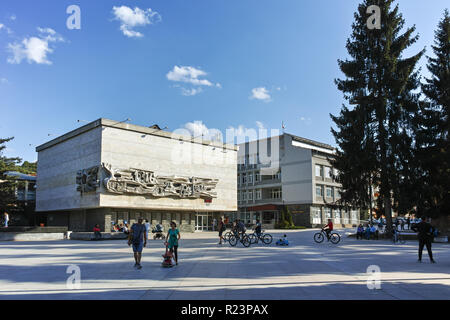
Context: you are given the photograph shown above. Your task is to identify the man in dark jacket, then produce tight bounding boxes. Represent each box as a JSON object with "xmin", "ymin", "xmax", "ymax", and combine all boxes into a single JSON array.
[{"xmin": 411, "ymin": 216, "xmax": 436, "ymax": 263}]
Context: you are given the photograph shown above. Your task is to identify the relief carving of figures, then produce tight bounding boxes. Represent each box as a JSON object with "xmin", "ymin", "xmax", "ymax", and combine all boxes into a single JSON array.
[
  {"xmin": 101, "ymin": 162, "xmax": 218, "ymax": 199},
  {"xmin": 76, "ymin": 166, "xmax": 100, "ymax": 193}
]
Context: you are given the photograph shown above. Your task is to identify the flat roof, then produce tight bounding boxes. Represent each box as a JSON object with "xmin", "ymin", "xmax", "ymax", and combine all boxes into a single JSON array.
[
  {"xmin": 237, "ymin": 133, "xmax": 335, "ymax": 151},
  {"xmin": 36, "ymin": 118, "xmax": 238, "ymax": 152}
]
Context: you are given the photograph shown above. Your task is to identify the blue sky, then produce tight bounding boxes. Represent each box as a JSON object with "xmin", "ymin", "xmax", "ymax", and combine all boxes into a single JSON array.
[{"xmin": 0, "ymin": 0, "xmax": 448, "ymax": 162}]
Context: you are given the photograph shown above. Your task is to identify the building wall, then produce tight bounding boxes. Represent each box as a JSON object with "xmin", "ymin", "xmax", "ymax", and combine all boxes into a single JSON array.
[
  {"xmin": 99, "ymin": 126, "xmax": 237, "ymax": 212},
  {"xmin": 36, "ymin": 126, "xmax": 102, "ymax": 212}
]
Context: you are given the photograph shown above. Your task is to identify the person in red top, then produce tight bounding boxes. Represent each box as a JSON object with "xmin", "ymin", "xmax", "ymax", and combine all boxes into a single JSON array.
[
  {"xmin": 323, "ymin": 219, "xmax": 333, "ymax": 240},
  {"xmin": 93, "ymin": 224, "xmax": 102, "ymax": 241}
]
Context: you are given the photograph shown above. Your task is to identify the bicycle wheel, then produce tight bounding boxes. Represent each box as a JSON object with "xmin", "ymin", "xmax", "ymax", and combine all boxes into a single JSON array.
[
  {"xmin": 242, "ymin": 235, "xmax": 251, "ymax": 247},
  {"xmin": 229, "ymin": 234, "xmax": 238, "ymax": 247},
  {"xmin": 223, "ymin": 232, "xmax": 231, "ymax": 242},
  {"xmin": 330, "ymin": 233, "xmax": 341, "ymax": 244},
  {"xmin": 262, "ymin": 234, "xmax": 273, "ymax": 245},
  {"xmin": 248, "ymin": 234, "xmax": 257, "ymax": 244},
  {"xmin": 314, "ymin": 232, "xmax": 324, "ymax": 243}
]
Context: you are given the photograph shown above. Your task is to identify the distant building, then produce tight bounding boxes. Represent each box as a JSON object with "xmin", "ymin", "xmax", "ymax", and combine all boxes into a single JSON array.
[
  {"xmin": 233, "ymin": 133, "xmax": 361, "ymax": 228},
  {"xmin": 35, "ymin": 119, "xmax": 237, "ymax": 232},
  {"xmin": 4, "ymin": 171, "xmax": 36, "ymax": 203}
]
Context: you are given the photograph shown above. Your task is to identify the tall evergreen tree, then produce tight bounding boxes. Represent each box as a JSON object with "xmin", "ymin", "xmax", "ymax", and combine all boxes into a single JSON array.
[
  {"xmin": 0, "ymin": 137, "xmax": 22, "ymax": 213},
  {"xmin": 331, "ymin": 0, "xmax": 424, "ymax": 232},
  {"xmin": 415, "ymin": 10, "xmax": 450, "ymax": 217}
]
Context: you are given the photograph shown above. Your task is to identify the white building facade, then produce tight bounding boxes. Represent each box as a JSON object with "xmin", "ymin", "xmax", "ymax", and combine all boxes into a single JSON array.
[
  {"xmin": 234, "ymin": 133, "xmax": 361, "ymax": 228},
  {"xmin": 36, "ymin": 119, "xmax": 238, "ymax": 232}
]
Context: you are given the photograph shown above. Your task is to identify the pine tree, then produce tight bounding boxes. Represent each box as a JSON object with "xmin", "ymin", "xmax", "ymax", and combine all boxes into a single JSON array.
[
  {"xmin": 415, "ymin": 10, "xmax": 450, "ymax": 217},
  {"xmin": 0, "ymin": 137, "xmax": 22, "ymax": 213},
  {"xmin": 331, "ymin": 0, "xmax": 424, "ymax": 232}
]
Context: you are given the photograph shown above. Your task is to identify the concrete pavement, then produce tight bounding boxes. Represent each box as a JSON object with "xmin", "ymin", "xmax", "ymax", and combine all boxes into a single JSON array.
[{"xmin": 0, "ymin": 228, "xmax": 448, "ymax": 300}]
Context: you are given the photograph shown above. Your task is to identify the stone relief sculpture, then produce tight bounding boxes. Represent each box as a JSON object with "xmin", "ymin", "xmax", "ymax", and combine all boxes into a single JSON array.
[
  {"xmin": 101, "ymin": 163, "xmax": 218, "ymax": 199},
  {"xmin": 76, "ymin": 166, "xmax": 100, "ymax": 193}
]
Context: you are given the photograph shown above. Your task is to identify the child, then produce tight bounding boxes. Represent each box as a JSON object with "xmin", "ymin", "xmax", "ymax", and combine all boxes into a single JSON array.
[
  {"xmin": 276, "ymin": 234, "xmax": 289, "ymax": 246},
  {"xmin": 161, "ymin": 246, "xmax": 175, "ymax": 268}
]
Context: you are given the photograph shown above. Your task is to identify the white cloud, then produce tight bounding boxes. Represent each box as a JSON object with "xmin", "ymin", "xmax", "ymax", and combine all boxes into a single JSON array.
[
  {"xmin": 167, "ymin": 66, "xmax": 213, "ymax": 86},
  {"xmin": 7, "ymin": 27, "xmax": 64, "ymax": 65},
  {"xmin": 167, "ymin": 66, "xmax": 220, "ymax": 96},
  {"xmin": 112, "ymin": 6, "xmax": 161, "ymax": 38},
  {"xmin": 181, "ymin": 87, "xmax": 203, "ymax": 96},
  {"xmin": 183, "ymin": 121, "xmax": 223, "ymax": 141},
  {"xmin": 250, "ymin": 87, "xmax": 271, "ymax": 102},
  {"xmin": 10, "ymin": 15, "xmax": 16, "ymax": 21},
  {"xmin": 0, "ymin": 23, "xmax": 13, "ymax": 35},
  {"xmin": 0, "ymin": 78, "xmax": 8, "ymax": 84}
]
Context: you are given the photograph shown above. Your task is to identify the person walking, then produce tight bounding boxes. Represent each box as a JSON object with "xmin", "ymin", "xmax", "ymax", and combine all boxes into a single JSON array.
[
  {"xmin": 144, "ymin": 219, "xmax": 151, "ymax": 240},
  {"xmin": 218, "ymin": 217, "xmax": 226, "ymax": 244},
  {"xmin": 128, "ymin": 218, "xmax": 147, "ymax": 269},
  {"xmin": 411, "ymin": 216, "xmax": 436, "ymax": 263},
  {"xmin": 165, "ymin": 221, "xmax": 181, "ymax": 265},
  {"xmin": 3, "ymin": 212, "xmax": 9, "ymax": 228}
]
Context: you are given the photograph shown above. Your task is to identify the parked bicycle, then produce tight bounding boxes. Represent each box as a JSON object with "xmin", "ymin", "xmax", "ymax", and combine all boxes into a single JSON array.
[
  {"xmin": 313, "ymin": 229, "xmax": 341, "ymax": 244},
  {"xmin": 248, "ymin": 229, "xmax": 273, "ymax": 245}
]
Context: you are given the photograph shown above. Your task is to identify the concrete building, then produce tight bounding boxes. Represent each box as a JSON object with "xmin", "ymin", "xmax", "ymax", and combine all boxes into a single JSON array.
[
  {"xmin": 35, "ymin": 119, "xmax": 238, "ymax": 232},
  {"xmin": 234, "ymin": 133, "xmax": 361, "ymax": 228}
]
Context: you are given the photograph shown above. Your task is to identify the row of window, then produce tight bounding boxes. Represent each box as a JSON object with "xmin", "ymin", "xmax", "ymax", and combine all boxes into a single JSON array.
[
  {"xmin": 238, "ymin": 171, "xmax": 281, "ymax": 185},
  {"xmin": 238, "ymin": 188, "xmax": 282, "ymax": 201},
  {"xmin": 315, "ymin": 185, "xmax": 342, "ymax": 199},
  {"xmin": 315, "ymin": 164, "xmax": 338, "ymax": 179},
  {"xmin": 311, "ymin": 207, "xmax": 359, "ymax": 224}
]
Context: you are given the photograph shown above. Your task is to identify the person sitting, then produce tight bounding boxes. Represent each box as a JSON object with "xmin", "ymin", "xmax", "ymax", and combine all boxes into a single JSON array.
[
  {"xmin": 370, "ymin": 224, "xmax": 378, "ymax": 240},
  {"xmin": 123, "ymin": 224, "xmax": 129, "ymax": 234},
  {"xmin": 356, "ymin": 224, "xmax": 364, "ymax": 240},
  {"xmin": 276, "ymin": 234, "xmax": 289, "ymax": 246},
  {"xmin": 93, "ymin": 224, "xmax": 102, "ymax": 240},
  {"xmin": 365, "ymin": 225, "xmax": 371, "ymax": 240}
]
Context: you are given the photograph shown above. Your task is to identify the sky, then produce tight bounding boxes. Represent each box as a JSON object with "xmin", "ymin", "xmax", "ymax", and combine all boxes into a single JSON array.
[{"xmin": 0, "ymin": 0, "xmax": 448, "ymax": 162}]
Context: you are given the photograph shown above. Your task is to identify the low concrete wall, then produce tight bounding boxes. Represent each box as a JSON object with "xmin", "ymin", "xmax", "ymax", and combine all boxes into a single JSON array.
[
  {"xmin": 70, "ymin": 232, "xmax": 128, "ymax": 241},
  {"xmin": 0, "ymin": 226, "xmax": 68, "ymax": 233},
  {"xmin": 0, "ymin": 233, "xmax": 66, "ymax": 241}
]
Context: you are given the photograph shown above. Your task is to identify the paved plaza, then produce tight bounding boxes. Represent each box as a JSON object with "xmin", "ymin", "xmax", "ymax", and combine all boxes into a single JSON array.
[{"xmin": 0, "ymin": 229, "xmax": 449, "ymax": 300}]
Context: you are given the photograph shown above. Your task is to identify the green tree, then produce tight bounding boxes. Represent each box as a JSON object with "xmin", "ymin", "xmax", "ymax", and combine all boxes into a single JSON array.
[
  {"xmin": 331, "ymin": 0, "xmax": 424, "ymax": 232},
  {"xmin": 415, "ymin": 10, "xmax": 450, "ymax": 217},
  {"xmin": 0, "ymin": 137, "xmax": 21, "ymax": 212}
]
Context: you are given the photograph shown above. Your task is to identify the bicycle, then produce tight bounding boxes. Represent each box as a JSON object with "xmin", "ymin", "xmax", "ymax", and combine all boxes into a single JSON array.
[
  {"xmin": 228, "ymin": 231, "xmax": 251, "ymax": 247},
  {"xmin": 314, "ymin": 229, "xmax": 341, "ymax": 244},
  {"xmin": 248, "ymin": 229, "xmax": 273, "ymax": 245}
]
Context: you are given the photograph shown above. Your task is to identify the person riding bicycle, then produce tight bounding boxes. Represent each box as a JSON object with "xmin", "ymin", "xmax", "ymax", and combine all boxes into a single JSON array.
[
  {"xmin": 237, "ymin": 219, "xmax": 246, "ymax": 239},
  {"xmin": 322, "ymin": 219, "xmax": 333, "ymax": 240},
  {"xmin": 254, "ymin": 219, "xmax": 262, "ymax": 238}
]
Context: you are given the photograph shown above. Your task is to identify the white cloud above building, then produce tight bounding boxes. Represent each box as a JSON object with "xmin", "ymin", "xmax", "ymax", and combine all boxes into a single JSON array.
[
  {"xmin": 167, "ymin": 66, "xmax": 221, "ymax": 96},
  {"xmin": 250, "ymin": 87, "xmax": 271, "ymax": 102}
]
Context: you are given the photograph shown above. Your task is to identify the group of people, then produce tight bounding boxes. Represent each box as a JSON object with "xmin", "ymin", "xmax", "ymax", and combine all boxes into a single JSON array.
[
  {"xmin": 356, "ymin": 224, "xmax": 379, "ymax": 240},
  {"xmin": 127, "ymin": 218, "xmax": 181, "ymax": 270},
  {"xmin": 111, "ymin": 223, "xmax": 130, "ymax": 234}
]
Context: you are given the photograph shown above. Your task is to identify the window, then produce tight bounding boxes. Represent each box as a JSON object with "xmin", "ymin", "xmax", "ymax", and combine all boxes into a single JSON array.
[
  {"xmin": 243, "ymin": 191, "xmax": 247, "ymax": 201},
  {"xmin": 324, "ymin": 167, "xmax": 332, "ymax": 179},
  {"xmin": 336, "ymin": 188, "xmax": 341, "ymax": 199},
  {"xmin": 315, "ymin": 165, "xmax": 322, "ymax": 177},
  {"xmin": 334, "ymin": 209, "xmax": 341, "ymax": 224},
  {"xmin": 325, "ymin": 208, "xmax": 332, "ymax": 219},
  {"xmin": 311, "ymin": 207, "xmax": 322, "ymax": 224},
  {"xmin": 242, "ymin": 173, "xmax": 247, "ymax": 184},
  {"xmin": 351, "ymin": 210, "xmax": 359, "ymax": 223},
  {"xmin": 271, "ymin": 188, "xmax": 282, "ymax": 199},
  {"xmin": 255, "ymin": 189, "xmax": 262, "ymax": 200},
  {"xmin": 237, "ymin": 174, "xmax": 240, "ymax": 185},
  {"xmin": 316, "ymin": 185, "xmax": 323, "ymax": 197},
  {"xmin": 333, "ymin": 168, "xmax": 339, "ymax": 179},
  {"xmin": 255, "ymin": 172, "xmax": 260, "ymax": 182},
  {"xmin": 326, "ymin": 187, "xmax": 333, "ymax": 198},
  {"xmin": 248, "ymin": 173, "xmax": 253, "ymax": 184},
  {"xmin": 248, "ymin": 190, "xmax": 253, "ymax": 200},
  {"xmin": 343, "ymin": 210, "xmax": 350, "ymax": 224}
]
